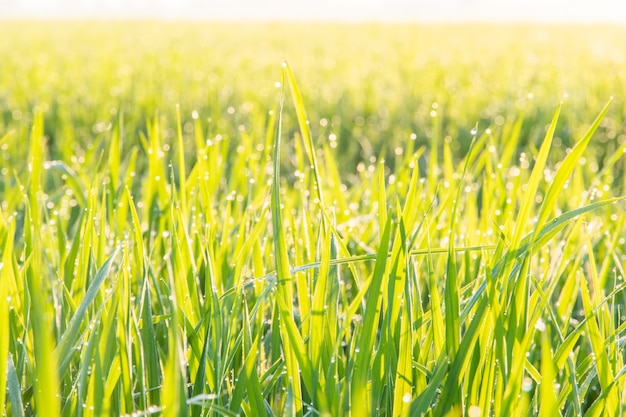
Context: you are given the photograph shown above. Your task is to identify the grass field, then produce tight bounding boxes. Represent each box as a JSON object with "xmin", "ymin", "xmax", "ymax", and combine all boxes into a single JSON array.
[{"xmin": 1, "ymin": 22, "xmax": 626, "ymax": 416}]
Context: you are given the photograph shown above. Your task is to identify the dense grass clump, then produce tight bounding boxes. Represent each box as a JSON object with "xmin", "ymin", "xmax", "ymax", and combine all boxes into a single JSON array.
[{"xmin": 1, "ymin": 22, "xmax": 626, "ymax": 417}]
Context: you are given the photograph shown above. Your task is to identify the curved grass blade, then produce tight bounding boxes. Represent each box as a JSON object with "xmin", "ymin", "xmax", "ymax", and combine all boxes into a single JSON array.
[
  {"xmin": 283, "ymin": 62, "xmax": 326, "ymax": 213},
  {"xmin": 533, "ymin": 99, "xmax": 612, "ymax": 239},
  {"xmin": 6, "ymin": 354, "xmax": 26, "ymax": 417},
  {"xmin": 56, "ymin": 245, "xmax": 121, "ymax": 375}
]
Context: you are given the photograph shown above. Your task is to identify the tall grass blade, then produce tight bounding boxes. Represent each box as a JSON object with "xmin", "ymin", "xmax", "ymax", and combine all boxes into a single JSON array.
[
  {"xmin": 350, "ymin": 217, "xmax": 393, "ymax": 416},
  {"xmin": 272, "ymin": 74, "xmax": 304, "ymax": 416},
  {"xmin": 56, "ymin": 245, "xmax": 120, "ymax": 375}
]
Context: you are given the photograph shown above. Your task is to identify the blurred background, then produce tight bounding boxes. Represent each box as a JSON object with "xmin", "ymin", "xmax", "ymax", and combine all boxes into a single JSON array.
[
  {"xmin": 1, "ymin": 0, "xmax": 626, "ymax": 22},
  {"xmin": 1, "ymin": 0, "xmax": 626, "ymax": 180}
]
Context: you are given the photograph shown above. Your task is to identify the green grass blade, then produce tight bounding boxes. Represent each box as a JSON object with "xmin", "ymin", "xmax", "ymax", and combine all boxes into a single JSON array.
[
  {"xmin": 6, "ymin": 354, "xmax": 26, "ymax": 417},
  {"xmin": 409, "ymin": 356, "xmax": 449, "ymax": 416},
  {"xmin": 272, "ymin": 75, "xmax": 303, "ymax": 416},
  {"xmin": 231, "ymin": 307, "xmax": 268, "ymax": 416},
  {"xmin": 108, "ymin": 114, "xmax": 121, "ymax": 192},
  {"xmin": 534, "ymin": 99, "xmax": 612, "ymax": 237},
  {"xmin": 0, "ymin": 220, "xmax": 16, "ymax": 415},
  {"xmin": 580, "ymin": 268, "xmax": 618, "ymax": 414},
  {"xmin": 283, "ymin": 62, "xmax": 326, "ymax": 212},
  {"xmin": 351, "ymin": 217, "xmax": 393, "ymax": 416},
  {"xmin": 392, "ymin": 287, "xmax": 413, "ymax": 417},
  {"xmin": 435, "ymin": 296, "xmax": 490, "ymax": 415},
  {"xmin": 140, "ymin": 279, "xmax": 162, "ymax": 408},
  {"xmin": 55, "ymin": 245, "xmax": 120, "ymax": 375},
  {"xmin": 310, "ymin": 225, "xmax": 331, "ymax": 372},
  {"xmin": 444, "ymin": 130, "xmax": 478, "ymax": 364},
  {"xmin": 511, "ymin": 104, "xmax": 560, "ymax": 251},
  {"xmin": 176, "ymin": 104, "xmax": 188, "ymax": 214},
  {"xmin": 25, "ymin": 207, "xmax": 61, "ymax": 417},
  {"xmin": 539, "ymin": 330, "xmax": 558, "ymax": 417}
]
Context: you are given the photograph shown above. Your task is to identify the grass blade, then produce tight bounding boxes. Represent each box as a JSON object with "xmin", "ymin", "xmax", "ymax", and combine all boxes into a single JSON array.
[
  {"xmin": 56, "ymin": 245, "xmax": 120, "ymax": 375},
  {"xmin": 350, "ymin": 217, "xmax": 393, "ymax": 416}
]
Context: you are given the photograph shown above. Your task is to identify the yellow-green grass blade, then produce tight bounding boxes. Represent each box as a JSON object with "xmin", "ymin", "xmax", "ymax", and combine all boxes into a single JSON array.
[
  {"xmin": 24, "ymin": 205, "xmax": 60, "ymax": 417},
  {"xmin": 6, "ymin": 354, "xmax": 26, "ymax": 417},
  {"xmin": 70, "ymin": 186, "xmax": 95, "ymax": 299},
  {"xmin": 252, "ymin": 244, "xmax": 495, "ymax": 287},
  {"xmin": 108, "ymin": 114, "xmax": 121, "ymax": 192},
  {"xmin": 582, "ymin": 232, "xmax": 609, "ymax": 338},
  {"xmin": 293, "ymin": 213, "xmax": 312, "ymax": 338},
  {"xmin": 115, "ymin": 148, "xmax": 138, "ymax": 233},
  {"xmin": 97, "ymin": 188, "xmax": 107, "ymax": 265},
  {"xmin": 511, "ymin": 104, "xmax": 561, "ymax": 252},
  {"xmin": 231, "ymin": 307, "xmax": 268, "ymax": 416},
  {"xmin": 426, "ymin": 227, "xmax": 445, "ymax": 355},
  {"xmin": 176, "ymin": 104, "xmax": 188, "ymax": 214},
  {"xmin": 310, "ymin": 225, "xmax": 331, "ymax": 374},
  {"xmin": 596, "ymin": 213, "xmax": 625, "ymax": 295},
  {"xmin": 283, "ymin": 62, "xmax": 326, "ymax": 214},
  {"xmin": 243, "ymin": 340, "xmax": 268, "ymax": 417},
  {"xmin": 386, "ymin": 204, "xmax": 422, "ymax": 352},
  {"xmin": 170, "ymin": 204, "xmax": 201, "ymax": 324},
  {"xmin": 500, "ymin": 115, "xmax": 524, "ymax": 170},
  {"xmin": 139, "ymin": 278, "xmax": 162, "ymax": 408},
  {"xmin": 162, "ymin": 257, "xmax": 190, "ymax": 417},
  {"xmin": 56, "ymin": 245, "xmax": 120, "ymax": 376},
  {"xmin": 28, "ymin": 110, "xmax": 45, "ymax": 217},
  {"xmin": 67, "ymin": 310, "xmax": 102, "ymax": 417},
  {"xmin": 580, "ymin": 268, "xmax": 619, "ymax": 414},
  {"xmin": 467, "ymin": 301, "xmax": 494, "ymax": 407},
  {"xmin": 539, "ymin": 330, "xmax": 559, "ymax": 417},
  {"xmin": 409, "ymin": 355, "xmax": 449, "ymax": 416},
  {"xmin": 501, "ymin": 106, "xmax": 560, "ymax": 356},
  {"xmin": 377, "ymin": 161, "xmax": 388, "ymax": 235},
  {"xmin": 272, "ymin": 79, "xmax": 304, "ymax": 416},
  {"xmin": 444, "ymin": 129, "xmax": 479, "ymax": 365},
  {"xmin": 276, "ymin": 293, "xmax": 315, "ymax": 397},
  {"xmin": 401, "ymin": 151, "xmax": 426, "ymax": 232},
  {"xmin": 392, "ymin": 270, "xmax": 413, "ymax": 417},
  {"xmin": 533, "ymin": 99, "xmax": 612, "ymax": 240},
  {"xmin": 117, "ymin": 248, "xmax": 135, "ymax": 414},
  {"xmin": 95, "ymin": 287, "xmax": 120, "ymax": 415},
  {"xmin": 126, "ymin": 186, "xmax": 146, "ymax": 272},
  {"xmin": 350, "ymin": 217, "xmax": 392, "ymax": 416},
  {"xmin": 272, "ymin": 92, "xmax": 293, "ymax": 305},
  {"xmin": 163, "ymin": 337, "xmax": 190, "ymax": 417},
  {"xmin": 477, "ymin": 339, "xmax": 498, "ymax": 416},
  {"xmin": 427, "ymin": 110, "xmax": 439, "ymax": 196},
  {"xmin": 0, "ymin": 222, "xmax": 15, "ymax": 415},
  {"xmin": 190, "ymin": 320, "xmax": 211, "ymax": 417},
  {"xmin": 435, "ymin": 292, "xmax": 490, "ymax": 415}
]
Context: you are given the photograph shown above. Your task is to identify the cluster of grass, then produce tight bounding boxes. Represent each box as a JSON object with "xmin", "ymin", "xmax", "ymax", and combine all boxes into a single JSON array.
[{"xmin": 1, "ymin": 22, "xmax": 626, "ymax": 416}]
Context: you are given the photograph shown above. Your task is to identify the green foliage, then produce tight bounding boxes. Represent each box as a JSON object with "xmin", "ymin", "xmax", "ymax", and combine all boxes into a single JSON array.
[{"xmin": 1, "ymin": 22, "xmax": 626, "ymax": 417}]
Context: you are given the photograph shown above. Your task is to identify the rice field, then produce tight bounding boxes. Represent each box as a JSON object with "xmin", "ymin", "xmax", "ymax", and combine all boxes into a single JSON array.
[{"xmin": 1, "ymin": 22, "xmax": 626, "ymax": 416}]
